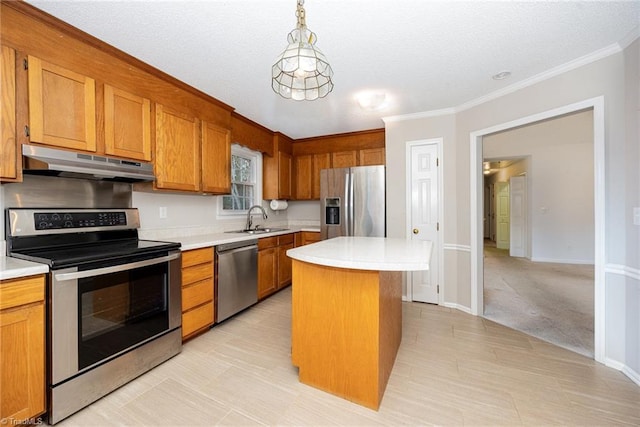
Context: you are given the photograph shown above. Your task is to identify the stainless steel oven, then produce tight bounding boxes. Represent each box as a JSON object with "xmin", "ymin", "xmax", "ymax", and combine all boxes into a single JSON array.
[{"xmin": 6, "ymin": 208, "xmax": 182, "ymax": 424}]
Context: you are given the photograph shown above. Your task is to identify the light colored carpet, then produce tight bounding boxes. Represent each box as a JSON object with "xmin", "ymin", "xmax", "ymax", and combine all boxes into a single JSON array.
[{"xmin": 483, "ymin": 244, "xmax": 595, "ymax": 358}]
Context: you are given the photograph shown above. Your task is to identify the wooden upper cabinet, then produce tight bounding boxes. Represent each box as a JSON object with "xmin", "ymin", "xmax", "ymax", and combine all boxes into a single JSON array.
[
  {"xmin": 294, "ymin": 152, "xmax": 330, "ymax": 200},
  {"xmin": 294, "ymin": 154, "xmax": 312, "ymax": 200},
  {"xmin": 1, "ymin": 46, "xmax": 17, "ymax": 181},
  {"xmin": 359, "ymin": 148, "xmax": 385, "ymax": 166},
  {"xmin": 27, "ymin": 55, "xmax": 96, "ymax": 152},
  {"xmin": 331, "ymin": 150, "xmax": 357, "ymax": 168},
  {"xmin": 103, "ymin": 84, "xmax": 151, "ymax": 161},
  {"xmin": 154, "ymin": 104, "xmax": 200, "ymax": 192},
  {"xmin": 278, "ymin": 151, "xmax": 292, "ymax": 200},
  {"xmin": 201, "ymin": 121, "xmax": 231, "ymax": 194},
  {"xmin": 264, "ymin": 133, "xmax": 293, "ymax": 200},
  {"xmin": 312, "ymin": 153, "xmax": 331, "ymax": 198}
]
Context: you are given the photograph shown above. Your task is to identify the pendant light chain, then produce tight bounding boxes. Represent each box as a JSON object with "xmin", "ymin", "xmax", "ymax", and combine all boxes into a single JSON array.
[{"xmin": 271, "ymin": 0, "xmax": 334, "ymax": 101}]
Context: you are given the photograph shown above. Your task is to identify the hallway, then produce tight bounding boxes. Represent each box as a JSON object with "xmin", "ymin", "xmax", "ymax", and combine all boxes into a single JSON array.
[{"xmin": 483, "ymin": 243, "xmax": 594, "ymax": 358}]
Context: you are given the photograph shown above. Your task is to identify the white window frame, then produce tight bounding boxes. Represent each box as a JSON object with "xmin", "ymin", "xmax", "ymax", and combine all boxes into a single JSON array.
[{"xmin": 217, "ymin": 144, "xmax": 263, "ymax": 217}]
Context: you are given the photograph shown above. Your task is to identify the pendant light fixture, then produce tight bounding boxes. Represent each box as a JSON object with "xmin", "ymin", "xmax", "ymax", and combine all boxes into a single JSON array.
[{"xmin": 272, "ymin": 0, "xmax": 334, "ymax": 101}]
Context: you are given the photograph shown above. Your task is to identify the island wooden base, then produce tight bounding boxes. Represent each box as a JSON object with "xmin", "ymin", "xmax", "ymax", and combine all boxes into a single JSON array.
[{"xmin": 291, "ymin": 260, "xmax": 402, "ymax": 410}]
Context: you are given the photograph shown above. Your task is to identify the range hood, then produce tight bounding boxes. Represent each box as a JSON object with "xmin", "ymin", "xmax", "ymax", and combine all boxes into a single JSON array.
[{"xmin": 22, "ymin": 144, "xmax": 155, "ymax": 182}]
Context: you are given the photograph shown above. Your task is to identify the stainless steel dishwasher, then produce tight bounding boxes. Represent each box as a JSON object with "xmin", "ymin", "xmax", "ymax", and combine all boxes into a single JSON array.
[{"xmin": 216, "ymin": 239, "xmax": 258, "ymax": 322}]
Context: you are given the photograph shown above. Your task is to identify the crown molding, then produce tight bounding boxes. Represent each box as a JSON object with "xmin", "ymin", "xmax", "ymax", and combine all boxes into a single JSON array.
[{"xmin": 384, "ymin": 36, "xmax": 638, "ymax": 123}]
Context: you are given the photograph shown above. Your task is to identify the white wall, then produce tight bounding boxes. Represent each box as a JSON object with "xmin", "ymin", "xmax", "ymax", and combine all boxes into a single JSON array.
[
  {"xmin": 483, "ymin": 110, "xmax": 595, "ymax": 264},
  {"xmin": 286, "ymin": 200, "xmax": 320, "ymax": 225},
  {"xmin": 385, "ymin": 39, "xmax": 639, "ymax": 381},
  {"xmin": 132, "ymin": 192, "xmax": 289, "ymax": 239}
]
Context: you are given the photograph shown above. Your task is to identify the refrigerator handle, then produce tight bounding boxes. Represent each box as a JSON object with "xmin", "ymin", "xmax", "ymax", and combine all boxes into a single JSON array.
[{"xmin": 345, "ymin": 171, "xmax": 353, "ymax": 236}]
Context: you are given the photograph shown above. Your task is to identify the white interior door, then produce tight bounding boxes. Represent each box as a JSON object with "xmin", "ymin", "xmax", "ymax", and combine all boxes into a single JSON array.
[
  {"xmin": 509, "ymin": 175, "xmax": 527, "ymax": 257},
  {"xmin": 409, "ymin": 143, "xmax": 439, "ymax": 304},
  {"xmin": 495, "ymin": 182, "xmax": 510, "ymax": 250}
]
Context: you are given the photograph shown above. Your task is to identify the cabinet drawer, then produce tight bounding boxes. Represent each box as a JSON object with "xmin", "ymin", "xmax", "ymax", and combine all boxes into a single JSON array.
[
  {"xmin": 182, "ymin": 278, "xmax": 213, "ymax": 311},
  {"xmin": 182, "ymin": 247, "xmax": 213, "ymax": 268},
  {"xmin": 301, "ymin": 231, "xmax": 321, "ymax": 245},
  {"xmin": 277, "ymin": 233, "xmax": 294, "ymax": 245},
  {"xmin": 182, "ymin": 262, "xmax": 213, "ymax": 286},
  {"xmin": 182, "ymin": 301, "xmax": 214, "ymax": 338},
  {"xmin": 258, "ymin": 236, "xmax": 278, "ymax": 250},
  {"xmin": 0, "ymin": 275, "xmax": 45, "ymax": 310}
]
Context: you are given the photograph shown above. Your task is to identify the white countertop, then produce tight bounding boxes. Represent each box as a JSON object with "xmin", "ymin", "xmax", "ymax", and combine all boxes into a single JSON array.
[
  {"xmin": 286, "ymin": 236, "xmax": 433, "ymax": 271},
  {"xmin": 0, "ymin": 256, "xmax": 49, "ymax": 281},
  {"xmin": 0, "ymin": 227, "xmax": 321, "ymax": 280},
  {"xmin": 157, "ymin": 227, "xmax": 319, "ymax": 251}
]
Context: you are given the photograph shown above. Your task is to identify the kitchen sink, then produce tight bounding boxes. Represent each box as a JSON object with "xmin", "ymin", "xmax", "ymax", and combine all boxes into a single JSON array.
[{"xmin": 225, "ymin": 227, "xmax": 289, "ymax": 235}]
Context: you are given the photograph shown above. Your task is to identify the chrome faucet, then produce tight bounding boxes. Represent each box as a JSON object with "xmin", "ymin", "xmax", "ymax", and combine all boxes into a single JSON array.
[{"xmin": 246, "ymin": 205, "xmax": 268, "ymax": 230}]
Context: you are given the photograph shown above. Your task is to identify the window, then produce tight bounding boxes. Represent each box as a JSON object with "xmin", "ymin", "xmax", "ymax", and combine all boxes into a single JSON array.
[{"xmin": 219, "ymin": 144, "xmax": 262, "ymax": 215}]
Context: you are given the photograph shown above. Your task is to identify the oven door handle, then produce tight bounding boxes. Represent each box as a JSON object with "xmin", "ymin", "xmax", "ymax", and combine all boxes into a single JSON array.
[{"xmin": 53, "ymin": 253, "xmax": 180, "ymax": 281}]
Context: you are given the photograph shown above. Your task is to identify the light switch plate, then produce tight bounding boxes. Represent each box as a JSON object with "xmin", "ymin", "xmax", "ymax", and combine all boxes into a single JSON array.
[
  {"xmin": 159, "ymin": 206, "xmax": 167, "ymax": 219},
  {"xmin": 634, "ymin": 207, "xmax": 640, "ymax": 225}
]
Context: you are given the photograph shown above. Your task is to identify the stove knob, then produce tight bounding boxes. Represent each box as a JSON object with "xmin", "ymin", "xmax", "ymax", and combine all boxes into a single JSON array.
[
  {"xmin": 64, "ymin": 221, "xmax": 73, "ymax": 227},
  {"xmin": 52, "ymin": 214, "xmax": 61, "ymax": 220},
  {"xmin": 64, "ymin": 214, "xmax": 73, "ymax": 220},
  {"xmin": 38, "ymin": 222, "xmax": 48, "ymax": 229}
]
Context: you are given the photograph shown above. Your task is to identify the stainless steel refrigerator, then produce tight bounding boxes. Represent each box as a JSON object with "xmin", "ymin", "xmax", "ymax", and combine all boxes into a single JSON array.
[{"xmin": 320, "ymin": 165, "xmax": 386, "ymax": 240}]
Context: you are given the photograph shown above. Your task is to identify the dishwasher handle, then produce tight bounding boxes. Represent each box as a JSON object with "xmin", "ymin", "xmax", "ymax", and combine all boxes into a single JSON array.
[{"xmin": 216, "ymin": 239, "xmax": 258, "ymax": 254}]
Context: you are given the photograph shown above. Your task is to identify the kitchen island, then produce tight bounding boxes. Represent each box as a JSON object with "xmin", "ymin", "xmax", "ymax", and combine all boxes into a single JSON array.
[{"xmin": 286, "ymin": 236, "xmax": 432, "ymax": 410}]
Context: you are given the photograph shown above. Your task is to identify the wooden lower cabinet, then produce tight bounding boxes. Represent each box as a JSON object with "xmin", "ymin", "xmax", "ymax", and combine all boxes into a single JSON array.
[
  {"xmin": 296, "ymin": 231, "xmax": 321, "ymax": 246},
  {"xmin": 181, "ymin": 247, "xmax": 214, "ymax": 340},
  {"xmin": 0, "ymin": 275, "xmax": 46, "ymax": 424},
  {"xmin": 258, "ymin": 233, "xmax": 295, "ymax": 300},
  {"xmin": 277, "ymin": 234, "xmax": 294, "ymax": 288},
  {"xmin": 258, "ymin": 237, "xmax": 278, "ymax": 300}
]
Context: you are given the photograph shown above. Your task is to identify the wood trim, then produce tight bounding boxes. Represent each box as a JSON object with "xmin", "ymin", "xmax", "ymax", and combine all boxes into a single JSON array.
[
  {"xmin": 292, "ymin": 128, "xmax": 385, "ymax": 156},
  {"xmin": 2, "ymin": 1, "xmax": 233, "ymax": 114},
  {"xmin": 1, "ymin": 45, "xmax": 18, "ymax": 181},
  {"xmin": 273, "ymin": 132, "xmax": 293, "ymax": 154},
  {"xmin": 230, "ymin": 111, "xmax": 274, "ymax": 156},
  {"xmin": 2, "ymin": 3, "xmax": 232, "ymax": 128}
]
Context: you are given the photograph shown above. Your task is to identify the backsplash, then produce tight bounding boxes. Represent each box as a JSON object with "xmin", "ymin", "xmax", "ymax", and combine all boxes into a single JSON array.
[{"xmin": 1, "ymin": 176, "xmax": 322, "ymax": 253}]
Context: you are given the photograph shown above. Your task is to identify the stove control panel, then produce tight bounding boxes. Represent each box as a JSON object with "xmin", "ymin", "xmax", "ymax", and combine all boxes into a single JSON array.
[
  {"xmin": 7, "ymin": 208, "xmax": 141, "ymax": 237},
  {"xmin": 34, "ymin": 211, "xmax": 127, "ymax": 230}
]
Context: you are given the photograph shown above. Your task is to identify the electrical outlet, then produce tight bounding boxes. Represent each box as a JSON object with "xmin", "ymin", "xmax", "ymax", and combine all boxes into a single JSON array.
[
  {"xmin": 159, "ymin": 206, "xmax": 167, "ymax": 219},
  {"xmin": 634, "ymin": 207, "xmax": 640, "ymax": 226}
]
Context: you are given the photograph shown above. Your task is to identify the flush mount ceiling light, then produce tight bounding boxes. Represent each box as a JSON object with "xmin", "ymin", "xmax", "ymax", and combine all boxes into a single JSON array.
[
  {"xmin": 357, "ymin": 92, "xmax": 387, "ymax": 111},
  {"xmin": 272, "ymin": 0, "xmax": 334, "ymax": 101}
]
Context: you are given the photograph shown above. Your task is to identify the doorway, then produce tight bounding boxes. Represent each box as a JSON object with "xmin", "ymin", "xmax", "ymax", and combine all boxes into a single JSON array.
[
  {"xmin": 470, "ymin": 97, "xmax": 605, "ymax": 363},
  {"xmin": 482, "ymin": 148, "xmax": 594, "ymax": 356}
]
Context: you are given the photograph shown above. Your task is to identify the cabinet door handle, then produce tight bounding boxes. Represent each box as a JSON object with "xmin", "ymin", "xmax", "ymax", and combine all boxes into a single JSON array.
[{"xmin": 412, "ymin": 228, "xmax": 419, "ymax": 235}]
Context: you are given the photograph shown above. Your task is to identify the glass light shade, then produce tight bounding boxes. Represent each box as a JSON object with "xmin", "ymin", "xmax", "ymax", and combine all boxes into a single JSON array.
[{"xmin": 272, "ymin": 26, "xmax": 334, "ymax": 101}]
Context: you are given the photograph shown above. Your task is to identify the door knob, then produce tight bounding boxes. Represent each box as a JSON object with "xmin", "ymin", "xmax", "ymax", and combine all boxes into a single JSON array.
[{"xmin": 412, "ymin": 228, "xmax": 419, "ymax": 234}]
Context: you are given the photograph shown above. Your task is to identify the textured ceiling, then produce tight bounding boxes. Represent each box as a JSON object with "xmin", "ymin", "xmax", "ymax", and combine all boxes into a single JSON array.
[{"xmin": 25, "ymin": 0, "xmax": 639, "ymax": 139}]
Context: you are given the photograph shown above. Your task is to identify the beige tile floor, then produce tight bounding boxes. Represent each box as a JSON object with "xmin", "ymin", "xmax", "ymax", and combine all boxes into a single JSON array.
[{"xmin": 59, "ymin": 287, "xmax": 639, "ymax": 426}]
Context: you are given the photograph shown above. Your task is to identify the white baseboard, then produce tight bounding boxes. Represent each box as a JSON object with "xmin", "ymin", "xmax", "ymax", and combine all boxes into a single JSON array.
[
  {"xmin": 604, "ymin": 357, "xmax": 626, "ymax": 371},
  {"xmin": 442, "ymin": 302, "xmax": 472, "ymax": 314},
  {"xmin": 530, "ymin": 257, "xmax": 594, "ymax": 265},
  {"xmin": 605, "ymin": 264, "xmax": 640, "ymax": 281},
  {"xmin": 622, "ymin": 365, "xmax": 640, "ymax": 387},
  {"xmin": 444, "ymin": 243, "xmax": 471, "ymax": 252},
  {"xmin": 605, "ymin": 358, "xmax": 640, "ymax": 387}
]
